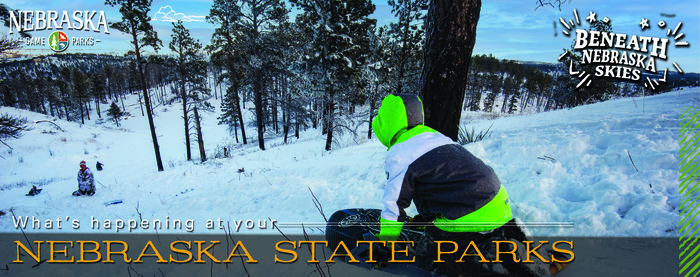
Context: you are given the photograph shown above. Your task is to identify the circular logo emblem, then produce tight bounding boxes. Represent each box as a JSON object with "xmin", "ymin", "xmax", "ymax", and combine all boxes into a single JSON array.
[{"xmin": 48, "ymin": 31, "xmax": 69, "ymax": 52}]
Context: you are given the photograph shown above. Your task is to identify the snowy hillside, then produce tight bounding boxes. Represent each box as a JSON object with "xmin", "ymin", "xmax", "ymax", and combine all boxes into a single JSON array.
[{"xmin": 0, "ymin": 88, "xmax": 693, "ymax": 238}]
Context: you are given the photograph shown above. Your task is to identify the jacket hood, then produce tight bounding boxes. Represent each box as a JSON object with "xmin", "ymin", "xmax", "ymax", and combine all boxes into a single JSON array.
[{"xmin": 372, "ymin": 94, "xmax": 426, "ymax": 149}]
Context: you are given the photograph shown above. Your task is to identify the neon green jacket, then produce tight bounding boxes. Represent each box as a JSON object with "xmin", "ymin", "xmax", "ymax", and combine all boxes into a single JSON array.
[{"xmin": 372, "ymin": 94, "xmax": 513, "ymax": 242}]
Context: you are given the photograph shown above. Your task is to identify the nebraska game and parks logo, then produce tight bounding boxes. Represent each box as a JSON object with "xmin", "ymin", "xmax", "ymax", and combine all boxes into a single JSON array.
[
  {"xmin": 7, "ymin": 10, "xmax": 110, "ymax": 52},
  {"xmin": 556, "ymin": 9, "xmax": 690, "ymax": 91},
  {"xmin": 48, "ymin": 31, "xmax": 69, "ymax": 52}
]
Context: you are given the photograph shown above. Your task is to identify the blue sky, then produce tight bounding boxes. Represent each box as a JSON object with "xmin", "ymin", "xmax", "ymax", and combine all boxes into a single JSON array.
[{"xmin": 2, "ymin": 0, "xmax": 699, "ymax": 73}]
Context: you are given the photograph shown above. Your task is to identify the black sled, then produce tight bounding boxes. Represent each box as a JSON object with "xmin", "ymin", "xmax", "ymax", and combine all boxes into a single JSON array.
[
  {"xmin": 26, "ymin": 186, "xmax": 42, "ymax": 196},
  {"xmin": 325, "ymin": 208, "xmax": 566, "ymax": 276}
]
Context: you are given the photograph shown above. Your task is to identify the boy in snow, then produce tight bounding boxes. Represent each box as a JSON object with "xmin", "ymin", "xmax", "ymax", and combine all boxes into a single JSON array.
[
  {"xmin": 74, "ymin": 161, "xmax": 96, "ymax": 196},
  {"xmin": 371, "ymin": 94, "xmax": 552, "ymax": 276}
]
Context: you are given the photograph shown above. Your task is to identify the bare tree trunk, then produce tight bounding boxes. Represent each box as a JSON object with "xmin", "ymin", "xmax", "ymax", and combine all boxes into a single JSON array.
[
  {"xmin": 254, "ymin": 69, "xmax": 265, "ymax": 150},
  {"xmin": 295, "ymin": 117, "xmax": 300, "ymax": 139},
  {"xmin": 106, "ymin": 78, "xmax": 112, "ymax": 100},
  {"xmin": 321, "ymin": 100, "xmax": 328, "ymax": 135},
  {"xmin": 234, "ymin": 84, "xmax": 247, "ymax": 144},
  {"xmin": 272, "ymin": 76, "xmax": 278, "ymax": 134},
  {"xmin": 544, "ymin": 88, "xmax": 554, "ymax": 111},
  {"xmin": 40, "ymin": 100, "xmax": 46, "ymax": 115},
  {"xmin": 369, "ymin": 82, "xmax": 378, "ymax": 139},
  {"xmin": 121, "ymin": 84, "xmax": 127, "ymax": 111},
  {"xmin": 295, "ymin": 103, "xmax": 301, "ymax": 138},
  {"xmin": 311, "ymin": 101, "xmax": 317, "ymax": 129},
  {"xmin": 522, "ymin": 90, "xmax": 531, "ymax": 110},
  {"xmin": 283, "ymin": 113, "xmax": 289, "ymax": 144},
  {"xmin": 283, "ymin": 82, "xmax": 289, "ymax": 144},
  {"xmin": 49, "ymin": 98, "xmax": 56, "ymax": 117},
  {"xmin": 182, "ymin": 82, "xmax": 191, "ymax": 161},
  {"xmin": 62, "ymin": 92, "xmax": 70, "ymax": 120},
  {"xmin": 95, "ymin": 98, "xmax": 101, "ymax": 118},
  {"xmin": 233, "ymin": 109, "xmax": 239, "ymax": 144},
  {"xmin": 501, "ymin": 91, "xmax": 509, "ymax": 113},
  {"xmin": 86, "ymin": 102, "xmax": 91, "ymax": 120},
  {"xmin": 420, "ymin": 0, "xmax": 481, "ymax": 141},
  {"xmin": 211, "ymin": 68, "xmax": 217, "ymax": 101},
  {"xmin": 138, "ymin": 92, "xmax": 144, "ymax": 116},
  {"xmin": 325, "ymin": 86, "xmax": 335, "ymax": 151},
  {"xmin": 194, "ymin": 106, "xmax": 206, "ymax": 162},
  {"xmin": 135, "ymin": 38, "xmax": 164, "ymax": 171},
  {"xmin": 219, "ymin": 74, "xmax": 224, "ymax": 100},
  {"xmin": 79, "ymin": 98, "xmax": 85, "ymax": 124}
]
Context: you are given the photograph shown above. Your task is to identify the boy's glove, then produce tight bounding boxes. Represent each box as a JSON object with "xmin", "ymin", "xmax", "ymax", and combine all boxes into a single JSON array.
[
  {"xmin": 376, "ymin": 218, "xmax": 403, "ymax": 242},
  {"xmin": 409, "ymin": 214, "xmax": 434, "ymax": 230}
]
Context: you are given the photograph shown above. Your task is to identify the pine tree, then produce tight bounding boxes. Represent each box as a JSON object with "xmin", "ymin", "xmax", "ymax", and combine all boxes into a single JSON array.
[
  {"xmin": 562, "ymin": 20, "xmax": 617, "ymax": 106},
  {"xmin": 537, "ymin": 73, "xmax": 553, "ymax": 112},
  {"xmin": 507, "ymin": 93, "xmax": 519, "ymax": 114},
  {"xmin": 44, "ymin": 77, "xmax": 60, "ymax": 118},
  {"xmin": 170, "ymin": 20, "xmax": 202, "ymax": 161},
  {"xmin": 106, "ymin": 102, "xmax": 123, "ymax": 127},
  {"xmin": 218, "ymin": 86, "xmax": 242, "ymax": 142},
  {"xmin": 209, "ymin": 0, "xmax": 288, "ymax": 151},
  {"xmin": 468, "ymin": 74, "xmax": 483, "ymax": 112},
  {"xmin": 71, "ymin": 69, "xmax": 89, "ymax": 124},
  {"xmin": 90, "ymin": 72, "xmax": 106, "ymax": 119},
  {"xmin": 103, "ymin": 64, "xmax": 114, "ymax": 100},
  {"xmin": 0, "ymin": 82, "xmax": 15, "ymax": 107},
  {"xmin": 15, "ymin": 72, "xmax": 34, "ymax": 112},
  {"xmin": 31, "ymin": 75, "xmax": 49, "ymax": 115},
  {"xmin": 208, "ymin": 0, "xmax": 288, "ymax": 149},
  {"xmin": 57, "ymin": 67, "xmax": 73, "ymax": 120},
  {"xmin": 500, "ymin": 60, "xmax": 523, "ymax": 113},
  {"xmin": 106, "ymin": 0, "xmax": 165, "ymax": 171},
  {"xmin": 483, "ymin": 73, "xmax": 500, "ymax": 112},
  {"xmin": 522, "ymin": 66, "xmax": 541, "ymax": 111},
  {"xmin": 266, "ymin": 21, "xmax": 303, "ymax": 144},
  {"xmin": 366, "ymin": 26, "xmax": 393, "ymax": 139},
  {"xmin": 292, "ymin": 0, "xmax": 376, "ymax": 151},
  {"xmin": 466, "ymin": 54, "xmax": 485, "ymax": 111},
  {"xmin": 387, "ymin": 0, "xmax": 427, "ymax": 95},
  {"xmin": 188, "ymin": 57, "xmax": 213, "ymax": 163}
]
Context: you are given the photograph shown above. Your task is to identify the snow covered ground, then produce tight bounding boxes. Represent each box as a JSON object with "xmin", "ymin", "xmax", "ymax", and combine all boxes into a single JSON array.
[{"xmin": 0, "ymin": 88, "xmax": 693, "ymax": 240}]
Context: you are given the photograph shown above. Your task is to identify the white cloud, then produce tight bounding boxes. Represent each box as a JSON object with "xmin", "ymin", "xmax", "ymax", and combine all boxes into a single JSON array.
[{"xmin": 152, "ymin": 5, "xmax": 205, "ymax": 22}]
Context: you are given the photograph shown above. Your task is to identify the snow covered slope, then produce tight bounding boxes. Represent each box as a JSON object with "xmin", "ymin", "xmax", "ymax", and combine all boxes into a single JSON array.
[{"xmin": 0, "ymin": 88, "xmax": 694, "ymax": 238}]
